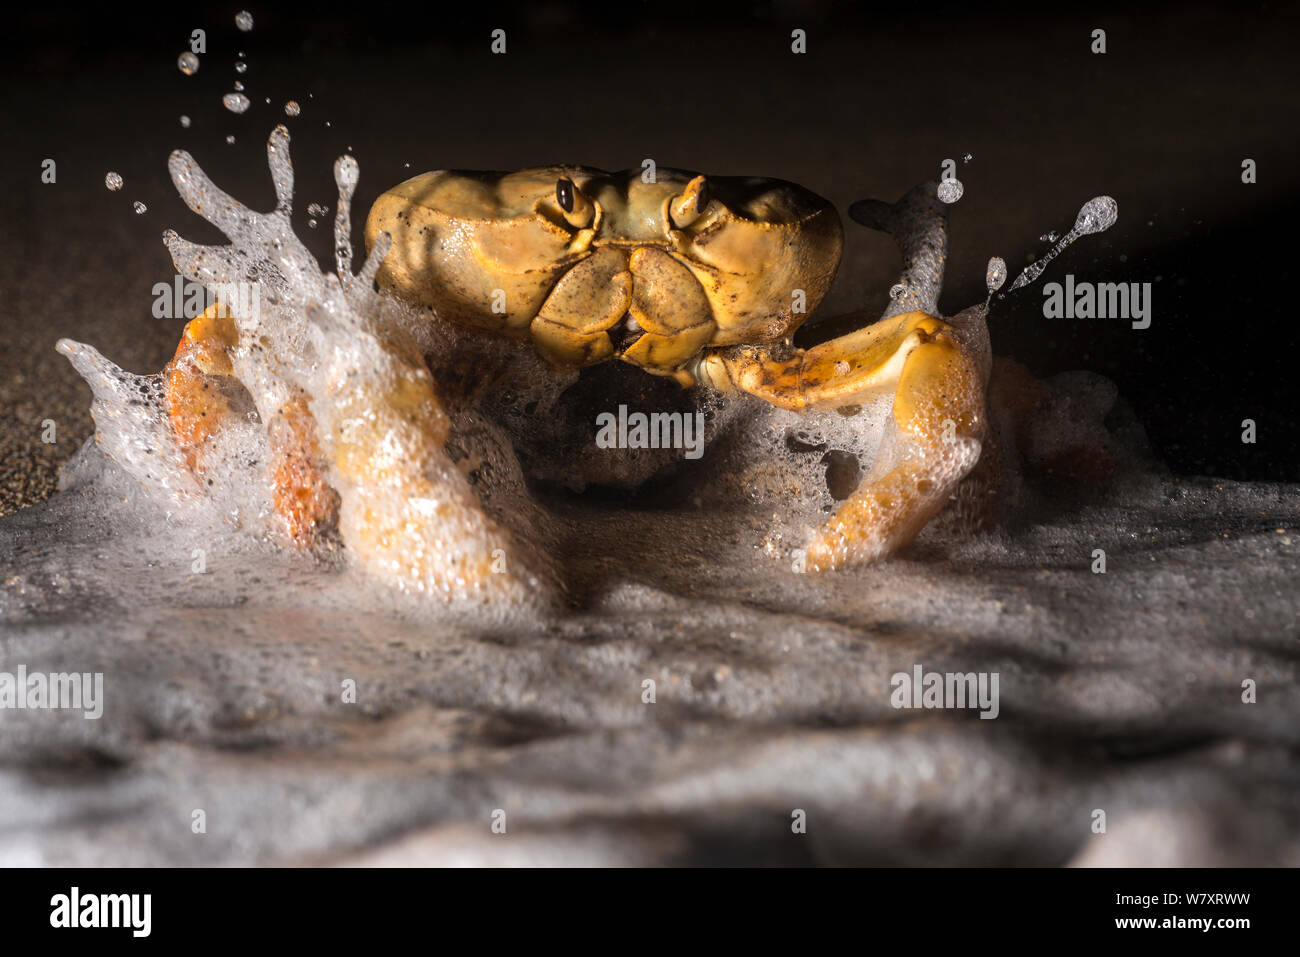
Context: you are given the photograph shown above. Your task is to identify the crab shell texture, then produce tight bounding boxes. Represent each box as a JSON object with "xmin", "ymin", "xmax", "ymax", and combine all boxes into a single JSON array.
[{"xmin": 363, "ymin": 167, "xmax": 844, "ymax": 380}]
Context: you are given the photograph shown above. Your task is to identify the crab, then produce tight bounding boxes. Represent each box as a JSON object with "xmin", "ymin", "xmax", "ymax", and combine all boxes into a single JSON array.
[{"xmin": 161, "ymin": 159, "xmax": 996, "ymax": 587}]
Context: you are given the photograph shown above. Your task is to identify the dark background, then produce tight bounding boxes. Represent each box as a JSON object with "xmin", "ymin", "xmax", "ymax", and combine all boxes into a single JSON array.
[{"xmin": 2, "ymin": 0, "xmax": 1297, "ymax": 512}]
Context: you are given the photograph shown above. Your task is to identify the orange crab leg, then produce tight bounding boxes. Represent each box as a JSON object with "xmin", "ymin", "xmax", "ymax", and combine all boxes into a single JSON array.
[
  {"xmin": 163, "ymin": 302, "xmax": 338, "ymax": 545},
  {"xmin": 163, "ymin": 303, "xmax": 239, "ymax": 470}
]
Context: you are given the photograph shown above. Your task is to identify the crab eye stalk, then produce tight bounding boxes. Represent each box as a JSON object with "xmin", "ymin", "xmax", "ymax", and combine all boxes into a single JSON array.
[
  {"xmin": 556, "ymin": 177, "xmax": 574, "ymax": 212},
  {"xmin": 555, "ymin": 176, "xmax": 595, "ymax": 229},
  {"xmin": 670, "ymin": 175, "xmax": 712, "ymax": 229}
]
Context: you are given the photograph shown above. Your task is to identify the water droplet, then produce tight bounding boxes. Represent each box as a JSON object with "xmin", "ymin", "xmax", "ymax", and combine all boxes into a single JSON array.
[
  {"xmin": 307, "ymin": 202, "xmax": 329, "ymax": 217},
  {"xmin": 834, "ymin": 360, "xmax": 850, "ymax": 376},
  {"xmin": 335, "ymin": 155, "xmax": 359, "ymax": 190},
  {"xmin": 1074, "ymin": 195, "xmax": 1118, "ymax": 235},
  {"xmin": 226, "ymin": 135, "xmax": 236, "ymax": 144},
  {"xmin": 985, "ymin": 257, "xmax": 1007, "ymax": 295},
  {"xmin": 284, "ymin": 100, "xmax": 301, "ymax": 117},
  {"xmin": 265, "ymin": 97, "xmax": 271, "ymax": 104},
  {"xmin": 403, "ymin": 162, "xmax": 410, "ymax": 168},
  {"xmin": 133, "ymin": 201, "xmax": 147, "ymax": 214},
  {"xmin": 1006, "ymin": 195, "xmax": 1120, "ymax": 292},
  {"xmin": 235, "ymin": 10, "xmax": 254, "ymax": 31},
  {"xmin": 937, "ymin": 179, "xmax": 964, "ymax": 204},
  {"xmin": 222, "ymin": 92, "xmax": 250, "ymax": 114},
  {"xmin": 104, "ymin": 172, "xmax": 123, "ymax": 191},
  {"xmin": 233, "ymin": 80, "xmax": 245, "ymax": 92},
  {"xmin": 1039, "ymin": 231, "xmax": 1058, "ymax": 243},
  {"xmin": 325, "ymin": 121, "xmax": 331, "ymax": 128},
  {"xmin": 308, "ymin": 218, "xmax": 318, "ymax": 228},
  {"xmin": 889, "ymin": 283, "xmax": 906, "ymax": 300},
  {"xmin": 177, "ymin": 52, "xmax": 199, "ymax": 75},
  {"xmin": 962, "ymin": 153, "xmax": 973, "ymax": 163},
  {"xmin": 235, "ymin": 60, "xmax": 248, "ymax": 74},
  {"xmin": 179, "ymin": 115, "xmax": 191, "ymax": 128}
]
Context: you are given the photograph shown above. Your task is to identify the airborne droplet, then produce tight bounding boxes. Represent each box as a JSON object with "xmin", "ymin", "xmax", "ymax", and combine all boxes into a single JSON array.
[
  {"xmin": 985, "ymin": 257, "xmax": 1007, "ymax": 295},
  {"xmin": 133, "ymin": 201, "xmax": 147, "ymax": 214},
  {"xmin": 937, "ymin": 179, "xmax": 964, "ymax": 204},
  {"xmin": 223, "ymin": 92, "xmax": 250, "ymax": 114},
  {"xmin": 284, "ymin": 101, "xmax": 301, "ymax": 117},
  {"xmin": 104, "ymin": 172, "xmax": 123, "ymax": 191},
  {"xmin": 177, "ymin": 52, "xmax": 199, "ymax": 75},
  {"xmin": 179, "ymin": 115, "xmax": 191, "ymax": 128},
  {"xmin": 235, "ymin": 10, "xmax": 254, "ymax": 31},
  {"xmin": 335, "ymin": 155, "xmax": 359, "ymax": 190},
  {"xmin": 1074, "ymin": 195, "xmax": 1119, "ymax": 235}
]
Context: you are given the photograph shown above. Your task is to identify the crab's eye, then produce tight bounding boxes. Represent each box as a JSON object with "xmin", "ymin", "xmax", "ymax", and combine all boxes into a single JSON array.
[
  {"xmin": 555, "ymin": 176, "xmax": 595, "ymax": 229},
  {"xmin": 670, "ymin": 175, "xmax": 712, "ymax": 229}
]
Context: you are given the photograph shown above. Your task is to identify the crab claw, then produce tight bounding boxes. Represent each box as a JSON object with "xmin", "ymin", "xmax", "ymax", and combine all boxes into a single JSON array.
[
  {"xmin": 802, "ymin": 315, "xmax": 986, "ymax": 569},
  {"xmin": 696, "ymin": 305, "xmax": 991, "ymax": 569}
]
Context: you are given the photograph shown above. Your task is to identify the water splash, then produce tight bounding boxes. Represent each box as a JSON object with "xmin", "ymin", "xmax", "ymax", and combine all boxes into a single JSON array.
[
  {"xmin": 61, "ymin": 126, "xmax": 549, "ymax": 606},
  {"xmin": 333, "ymin": 154, "xmax": 359, "ymax": 280},
  {"xmin": 55, "ymin": 340, "xmax": 208, "ymax": 512},
  {"xmin": 1006, "ymin": 196, "xmax": 1118, "ymax": 293}
]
